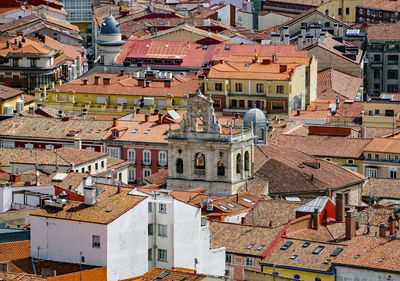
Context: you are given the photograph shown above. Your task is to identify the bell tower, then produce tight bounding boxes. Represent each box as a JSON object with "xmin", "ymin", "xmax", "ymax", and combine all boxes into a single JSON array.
[{"xmin": 167, "ymin": 92, "xmax": 254, "ymax": 195}]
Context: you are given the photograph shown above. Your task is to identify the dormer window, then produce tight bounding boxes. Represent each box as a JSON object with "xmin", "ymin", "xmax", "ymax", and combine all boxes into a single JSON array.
[
  {"xmin": 67, "ymin": 129, "xmax": 79, "ymax": 136},
  {"xmin": 112, "ymin": 130, "xmax": 119, "ymax": 139}
]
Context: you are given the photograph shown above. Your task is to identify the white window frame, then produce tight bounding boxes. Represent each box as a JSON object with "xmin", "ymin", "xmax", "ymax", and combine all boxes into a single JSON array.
[
  {"xmin": 366, "ymin": 167, "xmax": 378, "ymax": 178},
  {"xmin": 245, "ymin": 257, "xmax": 254, "ymax": 266},
  {"xmin": 390, "ymin": 170, "xmax": 397, "ymax": 179},
  {"xmin": 143, "ymin": 169, "xmax": 151, "ymax": 179},
  {"xmin": 143, "ymin": 150, "xmax": 151, "ymax": 165},
  {"xmin": 117, "ymin": 97, "xmax": 127, "ymax": 104},
  {"xmin": 45, "ymin": 144, "xmax": 54, "ymax": 150},
  {"xmin": 158, "ymin": 249, "xmax": 167, "ymax": 262},
  {"xmin": 159, "ymin": 203, "xmax": 167, "ymax": 213},
  {"xmin": 107, "ymin": 147, "xmax": 121, "ymax": 159},
  {"xmin": 158, "ymin": 224, "xmax": 168, "ymax": 237},
  {"xmin": 1, "ymin": 141, "xmax": 15, "ymax": 148},
  {"xmin": 25, "ymin": 143, "xmax": 33, "ymax": 149},
  {"xmin": 128, "ymin": 167, "xmax": 136, "ymax": 183},
  {"xmin": 92, "ymin": 235, "xmax": 100, "ymax": 248},
  {"xmin": 158, "ymin": 151, "xmax": 167, "ymax": 166},
  {"xmin": 127, "ymin": 149, "xmax": 136, "ymax": 163}
]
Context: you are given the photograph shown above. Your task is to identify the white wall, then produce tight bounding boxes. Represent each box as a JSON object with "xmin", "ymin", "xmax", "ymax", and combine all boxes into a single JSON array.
[
  {"xmin": 30, "ymin": 216, "xmax": 107, "ymax": 266},
  {"xmin": 336, "ymin": 265, "xmax": 400, "ymax": 281},
  {"xmin": 0, "ymin": 184, "xmax": 12, "ymax": 212},
  {"xmin": 107, "ymin": 198, "xmax": 148, "ymax": 281}
]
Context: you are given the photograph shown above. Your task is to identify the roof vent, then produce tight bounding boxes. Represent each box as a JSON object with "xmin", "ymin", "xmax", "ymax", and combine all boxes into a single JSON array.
[{"xmin": 156, "ymin": 271, "xmax": 170, "ymax": 279}]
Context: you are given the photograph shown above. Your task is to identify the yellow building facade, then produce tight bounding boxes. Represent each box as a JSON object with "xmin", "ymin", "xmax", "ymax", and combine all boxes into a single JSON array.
[
  {"xmin": 262, "ymin": 264, "xmax": 335, "ymax": 281},
  {"xmin": 317, "ymin": 0, "xmax": 370, "ymax": 23},
  {"xmin": 363, "ymin": 95, "xmax": 400, "ymax": 128},
  {"xmin": 206, "ymin": 56, "xmax": 313, "ymax": 119}
]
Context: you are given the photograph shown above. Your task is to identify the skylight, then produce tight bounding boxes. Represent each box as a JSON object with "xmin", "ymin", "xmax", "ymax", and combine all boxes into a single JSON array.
[
  {"xmin": 227, "ymin": 203, "xmax": 236, "ymax": 208},
  {"xmin": 324, "ymin": 259, "xmax": 331, "ymax": 264},
  {"xmin": 379, "ymin": 258, "xmax": 384, "ymax": 262},
  {"xmin": 354, "ymin": 254, "xmax": 360, "ymax": 259},
  {"xmin": 144, "ymin": 129, "xmax": 150, "ymax": 134},
  {"xmin": 257, "ymin": 245, "xmax": 265, "ymax": 251},
  {"xmin": 219, "ymin": 205, "xmax": 228, "ymax": 210},
  {"xmin": 290, "ymin": 255, "xmax": 298, "ymax": 260},
  {"xmin": 302, "ymin": 242, "xmax": 310, "ymax": 248},
  {"xmin": 247, "ymin": 244, "xmax": 255, "ymax": 249},
  {"xmin": 132, "ymin": 129, "xmax": 138, "ymax": 133},
  {"xmin": 330, "ymin": 248, "xmax": 344, "ymax": 257},
  {"xmin": 242, "ymin": 198, "xmax": 255, "ymax": 204},
  {"xmin": 280, "ymin": 241, "xmax": 293, "ymax": 250},
  {"xmin": 313, "ymin": 246, "xmax": 325, "ymax": 254}
]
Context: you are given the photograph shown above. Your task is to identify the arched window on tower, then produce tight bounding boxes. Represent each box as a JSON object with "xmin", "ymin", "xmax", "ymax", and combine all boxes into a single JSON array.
[
  {"xmin": 195, "ymin": 153, "xmax": 205, "ymax": 169},
  {"xmin": 217, "ymin": 161, "xmax": 225, "ymax": 176},
  {"xmin": 257, "ymin": 128, "xmax": 265, "ymax": 143},
  {"xmin": 245, "ymin": 151, "xmax": 249, "ymax": 172},
  {"xmin": 236, "ymin": 153, "xmax": 242, "ymax": 174},
  {"xmin": 176, "ymin": 158, "xmax": 184, "ymax": 174}
]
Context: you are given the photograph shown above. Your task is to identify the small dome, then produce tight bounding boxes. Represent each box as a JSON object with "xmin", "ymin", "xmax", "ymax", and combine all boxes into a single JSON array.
[
  {"xmin": 243, "ymin": 107, "xmax": 267, "ymax": 128},
  {"xmin": 100, "ymin": 13, "xmax": 120, "ymax": 35}
]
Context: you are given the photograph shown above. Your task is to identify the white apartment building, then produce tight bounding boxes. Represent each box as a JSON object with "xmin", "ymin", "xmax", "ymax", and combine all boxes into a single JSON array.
[
  {"xmin": 30, "ymin": 182, "xmax": 149, "ymax": 281},
  {"xmin": 131, "ymin": 189, "xmax": 226, "ymax": 277}
]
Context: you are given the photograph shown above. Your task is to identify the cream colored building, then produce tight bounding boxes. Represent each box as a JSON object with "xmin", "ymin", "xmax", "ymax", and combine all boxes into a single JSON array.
[{"xmin": 363, "ymin": 93, "xmax": 400, "ymax": 128}]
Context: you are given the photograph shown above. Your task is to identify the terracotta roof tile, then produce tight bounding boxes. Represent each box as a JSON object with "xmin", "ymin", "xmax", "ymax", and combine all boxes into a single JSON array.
[
  {"xmin": 254, "ymin": 145, "xmax": 365, "ymax": 195},
  {"xmin": 145, "ymin": 169, "xmax": 168, "ymax": 186},
  {"xmin": 333, "ymin": 236, "xmax": 400, "ymax": 272},
  {"xmin": 210, "ymin": 221, "xmax": 282, "ymax": 256},
  {"xmin": 53, "ymin": 72, "xmax": 203, "ymax": 97},
  {"xmin": 0, "ymin": 240, "xmax": 30, "ymax": 262},
  {"xmin": 364, "ymin": 138, "xmax": 400, "ymax": 154},
  {"xmin": 244, "ymin": 199, "xmax": 303, "ymax": 227},
  {"xmin": 265, "ymin": 238, "xmax": 347, "ymax": 272},
  {"xmin": 359, "ymin": 0, "xmax": 400, "ymax": 12},
  {"xmin": 366, "ymin": 22, "xmax": 400, "ymax": 41},
  {"xmin": 47, "ymin": 267, "xmax": 107, "ymax": 281},
  {"xmin": 31, "ymin": 184, "xmax": 146, "ymax": 224},
  {"xmin": 0, "ymin": 85, "xmax": 23, "ymax": 100},
  {"xmin": 121, "ymin": 267, "xmax": 206, "ymax": 281},
  {"xmin": 317, "ymin": 68, "xmax": 362, "ymax": 101},
  {"xmin": 0, "ymin": 115, "xmax": 112, "ymax": 141},
  {"xmin": 362, "ymin": 178, "xmax": 400, "ymax": 199},
  {"xmin": 277, "ymin": 135, "xmax": 372, "ymax": 158}
]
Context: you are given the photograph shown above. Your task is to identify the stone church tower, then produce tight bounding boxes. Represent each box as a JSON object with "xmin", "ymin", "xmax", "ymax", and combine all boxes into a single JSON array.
[{"xmin": 167, "ymin": 92, "xmax": 254, "ymax": 195}]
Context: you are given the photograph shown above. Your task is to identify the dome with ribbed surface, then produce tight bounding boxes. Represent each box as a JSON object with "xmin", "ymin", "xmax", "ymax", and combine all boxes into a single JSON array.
[
  {"xmin": 243, "ymin": 108, "xmax": 267, "ymax": 128},
  {"xmin": 100, "ymin": 13, "xmax": 120, "ymax": 35}
]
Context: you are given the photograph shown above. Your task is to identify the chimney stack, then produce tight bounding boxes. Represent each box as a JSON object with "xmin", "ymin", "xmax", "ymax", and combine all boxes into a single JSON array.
[
  {"xmin": 298, "ymin": 35, "xmax": 304, "ymax": 50},
  {"xmin": 301, "ymin": 26, "xmax": 306, "ymax": 37},
  {"xmin": 119, "ymin": 69, "xmax": 125, "ymax": 76},
  {"xmin": 345, "ymin": 210, "xmax": 356, "ymax": 240},
  {"xmin": 84, "ymin": 185, "xmax": 96, "ymax": 206},
  {"xmin": 82, "ymin": 78, "xmax": 88, "ymax": 85},
  {"xmin": 390, "ymin": 218, "xmax": 396, "ymax": 235},
  {"xmin": 338, "ymin": 24, "xmax": 344, "ymax": 37},
  {"xmin": 283, "ymin": 34, "xmax": 290, "ymax": 45},
  {"xmin": 138, "ymin": 78, "xmax": 145, "ymax": 87},
  {"xmin": 164, "ymin": 79, "xmax": 172, "ymax": 88},
  {"xmin": 270, "ymin": 33, "xmax": 281, "ymax": 44},
  {"xmin": 145, "ymin": 114, "xmax": 150, "ymax": 122},
  {"xmin": 94, "ymin": 75, "xmax": 100, "ymax": 85},
  {"xmin": 103, "ymin": 77, "xmax": 111, "ymax": 85},
  {"xmin": 113, "ymin": 117, "xmax": 118, "ymax": 128},
  {"xmin": 312, "ymin": 208, "xmax": 319, "ymax": 230},
  {"xmin": 379, "ymin": 224, "xmax": 386, "ymax": 237},
  {"xmin": 280, "ymin": 64, "xmax": 287, "ymax": 73},
  {"xmin": 74, "ymin": 138, "xmax": 82, "ymax": 150},
  {"xmin": 136, "ymin": 107, "xmax": 141, "ymax": 114},
  {"xmin": 158, "ymin": 113, "xmax": 164, "ymax": 124},
  {"xmin": 335, "ymin": 193, "xmax": 345, "ymax": 222}
]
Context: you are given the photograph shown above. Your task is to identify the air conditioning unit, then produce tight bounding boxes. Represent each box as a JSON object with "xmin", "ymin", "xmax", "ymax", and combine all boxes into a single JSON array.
[
  {"xmin": 4, "ymin": 105, "xmax": 14, "ymax": 115},
  {"xmin": 206, "ymin": 204, "xmax": 214, "ymax": 211},
  {"xmin": 16, "ymin": 100, "xmax": 24, "ymax": 113}
]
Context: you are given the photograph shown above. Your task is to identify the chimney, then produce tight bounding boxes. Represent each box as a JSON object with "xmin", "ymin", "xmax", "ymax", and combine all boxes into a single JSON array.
[
  {"xmin": 145, "ymin": 114, "xmax": 150, "ymax": 122},
  {"xmin": 279, "ymin": 64, "xmax": 287, "ymax": 73},
  {"xmin": 18, "ymin": 41, "xmax": 22, "ymax": 48},
  {"xmin": 113, "ymin": 117, "xmax": 118, "ymax": 127},
  {"xmin": 379, "ymin": 224, "xmax": 386, "ymax": 237},
  {"xmin": 158, "ymin": 113, "xmax": 164, "ymax": 124},
  {"xmin": 6, "ymin": 41, "xmax": 9, "ymax": 48},
  {"xmin": 119, "ymin": 69, "xmax": 125, "ymax": 76},
  {"xmin": 154, "ymin": 109, "xmax": 160, "ymax": 115},
  {"xmin": 103, "ymin": 77, "xmax": 111, "ymax": 85},
  {"xmin": 262, "ymin": 59, "xmax": 271, "ymax": 65},
  {"xmin": 136, "ymin": 107, "xmax": 141, "ymax": 114},
  {"xmin": 361, "ymin": 125, "xmax": 366, "ymax": 138},
  {"xmin": 271, "ymin": 32, "xmax": 281, "ymax": 44},
  {"xmin": 336, "ymin": 98, "xmax": 340, "ymax": 109},
  {"xmin": 9, "ymin": 173, "xmax": 20, "ymax": 183},
  {"xmin": 14, "ymin": 39, "xmax": 17, "ymax": 45},
  {"xmin": 338, "ymin": 24, "xmax": 344, "ymax": 37},
  {"xmin": 82, "ymin": 78, "xmax": 88, "ymax": 85},
  {"xmin": 312, "ymin": 208, "xmax": 319, "ymax": 230},
  {"xmin": 146, "ymin": 80, "xmax": 151, "ymax": 87},
  {"xmin": 94, "ymin": 75, "xmax": 100, "ymax": 85},
  {"xmin": 84, "ymin": 185, "xmax": 96, "ymax": 205},
  {"xmin": 283, "ymin": 34, "xmax": 290, "ymax": 45},
  {"xmin": 390, "ymin": 218, "xmax": 396, "ymax": 235},
  {"xmin": 319, "ymin": 32, "xmax": 325, "ymax": 43},
  {"xmin": 74, "ymin": 138, "xmax": 82, "ymax": 150},
  {"xmin": 298, "ymin": 35, "xmax": 304, "ymax": 50},
  {"xmin": 301, "ymin": 26, "xmax": 306, "ymax": 37},
  {"xmin": 39, "ymin": 35, "xmax": 45, "ymax": 43},
  {"xmin": 117, "ymin": 183, "xmax": 121, "ymax": 194},
  {"xmin": 333, "ymin": 23, "xmax": 338, "ymax": 36},
  {"xmin": 335, "ymin": 193, "xmax": 345, "ymax": 222},
  {"xmin": 283, "ymin": 25, "xmax": 289, "ymax": 35},
  {"xmin": 138, "ymin": 78, "xmax": 145, "ymax": 87},
  {"xmin": 164, "ymin": 79, "xmax": 172, "ymax": 88},
  {"xmin": 345, "ymin": 210, "xmax": 356, "ymax": 240}
]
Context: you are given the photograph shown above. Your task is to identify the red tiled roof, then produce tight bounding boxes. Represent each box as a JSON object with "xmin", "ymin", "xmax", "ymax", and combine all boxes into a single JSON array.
[
  {"xmin": 121, "ymin": 267, "xmax": 206, "ymax": 281},
  {"xmin": 366, "ymin": 22, "xmax": 400, "ymax": 41},
  {"xmin": 0, "ymin": 85, "xmax": 23, "ymax": 100}
]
